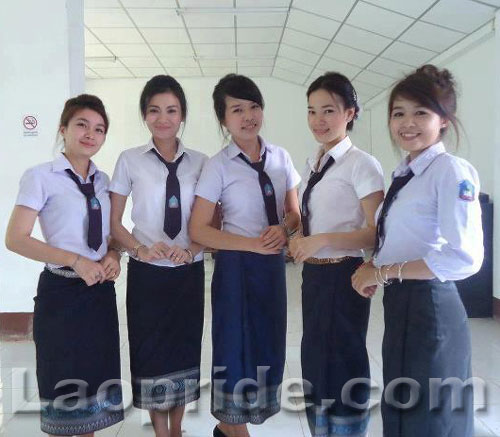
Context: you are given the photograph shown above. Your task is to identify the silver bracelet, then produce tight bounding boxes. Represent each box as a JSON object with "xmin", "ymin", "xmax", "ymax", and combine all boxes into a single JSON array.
[
  {"xmin": 384, "ymin": 264, "xmax": 395, "ymax": 283},
  {"xmin": 398, "ymin": 261, "xmax": 408, "ymax": 283},
  {"xmin": 375, "ymin": 267, "xmax": 385, "ymax": 287}
]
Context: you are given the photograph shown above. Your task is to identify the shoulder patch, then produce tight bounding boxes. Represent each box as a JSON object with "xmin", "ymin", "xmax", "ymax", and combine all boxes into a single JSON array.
[{"xmin": 458, "ymin": 179, "xmax": 475, "ymax": 201}]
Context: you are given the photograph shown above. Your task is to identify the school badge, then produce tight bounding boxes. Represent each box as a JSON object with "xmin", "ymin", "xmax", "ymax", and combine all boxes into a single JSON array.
[
  {"xmin": 458, "ymin": 180, "xmax": 475, "ymax": 201},
  {"xmin": 168, "ymin": 195, "xmax": 180, "ymax": 208},
  {"xmin": 90, "ymin": 197, "xmax": 101, "ymax": 210},
  {"xmin": 264, "ymin": 183, "xmax": 274, "ymax": 197}
]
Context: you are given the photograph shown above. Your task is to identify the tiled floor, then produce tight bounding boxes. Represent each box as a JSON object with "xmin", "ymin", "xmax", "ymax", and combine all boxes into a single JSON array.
[{"xmin": 1, "ymin": 257, "xmax": 500, "ymax": 436}]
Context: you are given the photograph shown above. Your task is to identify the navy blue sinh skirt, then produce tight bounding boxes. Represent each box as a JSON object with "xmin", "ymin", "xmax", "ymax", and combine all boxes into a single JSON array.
[
  {"xmin": 211, "ymin": 250, "xmax": 287, "ymax": 424},
  {"xmin": 126, "ymin": 258, "xmax": 205, "ymax": 410},
  {"xmin": 382, "ymin": 279, "xmax": 473, "ymax": 437},
  {"xmin": 33, "ymin": 270, "xmax": 123, "ymax": 436},
  {"xmin": 301, "ymin": 257, "xmax": 371, "ymax": 437}
]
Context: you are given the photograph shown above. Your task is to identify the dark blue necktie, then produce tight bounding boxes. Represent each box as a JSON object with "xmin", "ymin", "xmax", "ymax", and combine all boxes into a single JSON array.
[
  {"xmin": 239, "ymin": 150, "xmax": 279, "ymax": 226},
  {"xmin": 152, "ymin": 149, "xmax": 185, "ymax": 239},
  {"xmin": 301, "ymin": 156, "xmax": 335, "ymax": 237},
  {"xmin": 65, "ymin": 169, "xmax": 102, "ymax": 251}
]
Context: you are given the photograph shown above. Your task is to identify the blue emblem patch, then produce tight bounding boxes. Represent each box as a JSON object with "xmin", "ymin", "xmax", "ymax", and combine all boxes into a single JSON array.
[
  {"xmin": 458, "ymin": 180, "xmax": 475, "ymax": 201},
  {"xmin": 264, "ymin": 183, "xmax": 274, "ymax": 197},
  {"xmin": 90, "ymin": 197, "xmax": 101, "ymax": 210},
  {"xmin": 168, "ymin": 195, "xmax": 179, "ymax": 208}
]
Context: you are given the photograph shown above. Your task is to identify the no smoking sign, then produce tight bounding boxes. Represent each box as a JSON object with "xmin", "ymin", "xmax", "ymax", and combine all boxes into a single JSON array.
[{"xmin": 23, "ymin": 114, "xmax": 39, "ymax": 137}]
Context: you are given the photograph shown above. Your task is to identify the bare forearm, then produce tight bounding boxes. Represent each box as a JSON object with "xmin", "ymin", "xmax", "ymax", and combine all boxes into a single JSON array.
[
  {"xmin": 187, "ymin": 242, "xmax": 205, "ymax": 257},
  {"xmin": 285, "ymin": 211, "xmax": 301, "ymax": 234},
  {"xmin": 111, "ymin": 221, "xmax": 142, "ymax": 252},
  {"xmin": 190, "ymin": 224, "xmax": 253, "ymax": 251},
  {"xmin": 320, "ymin": 226, "xmax": 377, "ymax": 251},
  {"xmin": 6, "ymin": 236, "xmax": 79, "ymax": 267}
]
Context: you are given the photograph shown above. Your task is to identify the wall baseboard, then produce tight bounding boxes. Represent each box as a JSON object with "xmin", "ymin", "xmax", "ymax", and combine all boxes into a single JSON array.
[
  {"xmin": 493, "ymin": 298, "xmax": 500, "ymax": 322},
  {"xmin": 0, "ymin": 313, "xmax": 33, "ymax": 341}
]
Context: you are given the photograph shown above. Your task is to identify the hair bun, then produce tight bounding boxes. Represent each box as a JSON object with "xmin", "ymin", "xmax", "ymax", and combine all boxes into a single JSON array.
[{"xmin": 416, "ymin": 64, "xmax": 454, "ymax": 89}]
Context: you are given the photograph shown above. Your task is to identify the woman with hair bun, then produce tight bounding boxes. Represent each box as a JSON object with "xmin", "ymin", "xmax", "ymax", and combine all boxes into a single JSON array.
[
  {"xmin": 352, "ymin": 64, "xmax": 484, "ymax": 436},
  {"xmin": 110, "ymin": 75, "xmax": 207, "ymax": 437},
  {"xmin": 5, "ymin": 94, "xmax": 124, "ymax": 436},
  {"xmin": 289, "ymin": 72, "xmax": 384, "ymax": 436}
]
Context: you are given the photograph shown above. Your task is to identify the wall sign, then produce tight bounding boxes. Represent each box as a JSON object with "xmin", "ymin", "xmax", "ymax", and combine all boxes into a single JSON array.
[{"xmin": 23, "ymin": 115, "xmax": 39, "ymax": 137}]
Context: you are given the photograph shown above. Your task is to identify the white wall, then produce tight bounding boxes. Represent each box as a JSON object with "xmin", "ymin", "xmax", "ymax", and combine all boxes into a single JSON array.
[
  {"xmin": 0, "ymin": 0, "xmax": 84, "ymax": 312},
  {"xmin": 86, "ymin": 77, "xmax": 317, "ymax": 177},
  {"xmin": 357, "ymin": 31, "xmax": 499, "ymax": 297}
]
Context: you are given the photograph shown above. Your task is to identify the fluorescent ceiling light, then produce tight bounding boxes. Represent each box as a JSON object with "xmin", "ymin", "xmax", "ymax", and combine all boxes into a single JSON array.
[
  {"xmin": 176, "ymin": 7, "xmax": 288, "ymax": 15},
  {"xmin": 85, "ymin": 56, "xmax": 117, "ymax": 62}
]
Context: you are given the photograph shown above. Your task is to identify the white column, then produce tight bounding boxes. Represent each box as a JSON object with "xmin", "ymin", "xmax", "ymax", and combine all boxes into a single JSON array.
[
  {"xmin": 494, "ymin": 10, "xmax": 500, "ymax": 303},
  {"xmin": 0, "ymin": 0, "xmax": 84, "ymax": 312}
]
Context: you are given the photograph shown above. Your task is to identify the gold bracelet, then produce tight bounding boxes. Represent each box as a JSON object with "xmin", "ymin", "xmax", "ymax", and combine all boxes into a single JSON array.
[
  {"xmin": 185, "ymin": 248, "xmax": 194, "ymax": 264},
  {"xmin": 131, "ymin": 243, "xmax": 146, "ymax": 259}
]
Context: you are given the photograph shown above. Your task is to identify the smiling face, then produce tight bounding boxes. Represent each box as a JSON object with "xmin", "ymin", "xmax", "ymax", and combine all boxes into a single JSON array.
[
  {"xmin": 222, "ymin": 95, "xmax": 263, "ymax": 145},
  {"xmin": 307, "ymin": 89, "xmax": 355, "ymax": 148},
  {"xmin": 389, "ymin": 96, "xmax": 447, "ymax": 159},
  {"xmin": 144, "ymin": 92, "xmax": 183, "ymax": 143},
  {"xmin": 60, "ymin": 108, "xmax": 106, "ymax": 159}
]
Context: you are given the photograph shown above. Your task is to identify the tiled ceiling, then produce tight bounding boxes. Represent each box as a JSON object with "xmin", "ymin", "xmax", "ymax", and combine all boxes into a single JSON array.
[{"xmin": 84, "ymin": 0, "xmax": 498, "ymax": 104}]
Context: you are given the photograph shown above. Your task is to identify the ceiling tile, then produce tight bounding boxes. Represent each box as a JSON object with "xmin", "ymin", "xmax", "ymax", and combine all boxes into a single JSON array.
[
  {"xmin": 275, "ymin": 57, "xmax": 313, "ymax": 75},
  {"xmin": 324, "ymin": 42, "xmax": 375, "ymax": 68},
  {"xmin": 237, "ymin": 28, "xmax": 283, "ymax": 43},
  {"xmin": 107, "ymin": 44, "xmax": 154, "ymax": 57},
  {"xmin": 152, "ymin": 44, "xmax": 195, "ymax": 56},
  {"xmin": 84, "ymin": 9, "xmax": 134, "ymax": 27},
  {"xmin": 278, "ymin": 44, "xmax": 321, "ymax": 66},
  {"xmin": 85, "ymin": 58, "xmax": 120, "ymax": 68},
  {"xmin": 282, "ymin": 28, "xmax": 329, "ymax": 54},
  {"xmin": 422, "ymin": 0, "xmax": 495, "ymax": 33},
  {"xmin": 195, "ymin": 44, "xmax": 236, "ymax": 57},
  {"xmin": 92, "ymin": 67, "xmax": 134, "ymax": 78},
  {"xmin": 202, "ymin": 66, "xmax": 237, "ymax": 76},
  {"xmin": 273, "ymin": 67, "xmax": 307, "ymax": 84},
  {"xmin": 356, "ymin": 70, "xmax": 397, "ymax": 88},
  {"xmin": 352, "ymin": 79, "xmax": 384, "ymax": 97},
  {"xmin": 237, "ymin": 66, "xmax": 273, "ymax": 76},
  {"xmin": 292, "ymin": 0, "xmax": 356, "ymax": 21},
  {"xmin": 190, "ymin": 28, "xmax": 235, "ymax": 44},
  {"xmin": 360, "ymin": 0, "xmax": 436, "ymax": 18},
  {"xmin": 85, "ymin": 44, "xmax": 113, "ymax": 57},
  {"xmin": 183, "ymin": 13, "xmax": 234, "ymax": 27},
  {"xmin": 237, "ymin": 13, "xmax": 287, "ymax": 27},
  {"xmin": 130, "ymin": 67, "xmax": 167, "ymax": 77},
  {"xmin": 91, "ymin": 28, "xmax": 144, "ymax": 44},
  {"xmin": 199, "ymin": 59, "xmax": 237, "ymax": 67},
  {"xmin": 84, "ymin": 0, "xmax": 121, "ymax": 7},
  {"xmin": 141, "ymin": 28, "xmax": 190, "ymax": 44},
  {"xmin": 347, "ymin": 2, "xmax": 413, "ymax": 38},
  {"xmin": 85, "ymin": 68, "xmax": 100, "ymax": 79},
  {"xmin": 179, "ymin": 0, "xmax": 233, "ymax": 6},
  {"xmin": 238, "ymin": 43, "xmax": 278, "ymax": 56},
  {"xmin": 128, "ymin": 8, "xmax": 184, "ymax": 27},
  {"xmin": 84, "ymin": 28, "xmax": 100, "ymax": 44},
  {"xmin": 382, "ymin": 41, "xmax": 436, "ymax": 67},
  {"xmin": 367, "ymin": 57, "xmax": 413, "ymax": 79},
  {"xmin": 474, "ymin": 0, "xmax": 500, "ymax": 5},
  {"xmin": 334, "ymin": 24, "xmax": 392, "ymax": 54},
  {"xmin": 121, "ymin": 0, "xmax": 177, "ymax": 6},
  {"xmin": 287, "ymin": 9, "xmax": 340, "ymax": 40},
  {"xmin": 316, "ymin": 57, "xmax": 361, "ymax": 79},
  {"xmin": 237, "ymin": 58, "xmax": 275, "ymax": 66},
  {"xmin": 121, "ymin": 57, "xmax": 162, "ymax": 68},
  {"xmin": 237, "ymin": 0, "xmax": 290, "ymax": 5},
  {"xmin": 159, "ymin": 57, "xmax": 199, "ymax": 67},
  {"xmin": 400, "ymin": 21, "xmax": 464, "ymax": 52},
  {"xmin": 166, "ymin": 67, "xmax": 201, "ymax": 76}
]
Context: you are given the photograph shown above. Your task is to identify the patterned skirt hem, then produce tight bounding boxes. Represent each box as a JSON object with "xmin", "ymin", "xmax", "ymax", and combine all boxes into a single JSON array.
[
  {"xmin": 40, "ymin": 410, "xmax": 124, "ymax": 436},
  {"xmin": 211, "ymin": 404, "xmax": 281, "ymax": 425},
  {"xmin": 133, "ymin": 391, "xmax": 200, "ymax": 410}
]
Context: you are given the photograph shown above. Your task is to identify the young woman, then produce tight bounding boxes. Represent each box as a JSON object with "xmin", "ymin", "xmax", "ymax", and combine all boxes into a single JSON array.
[
  {"xmin": 288, "ymin": 72, "xmax": 384, "ymax": 437},
  {"xmin": 352, "ymin": 65, "xmax": 484, "ymax": 437},
  {"xmin": 109, "ymin": 75, "xmax": 207, "ymax": 437},
  {"xmin": 189, "ymin": 73, "xmax": 301, "ymax": 437},
  {"xmin": 5, "ymin": 94, "xmax": 123, "ymax": 436}
]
